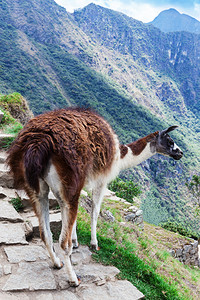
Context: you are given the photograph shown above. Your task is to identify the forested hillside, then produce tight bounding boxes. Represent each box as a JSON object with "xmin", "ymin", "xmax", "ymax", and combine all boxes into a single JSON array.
[{"xmin": 0, "ymin": 0, "xmax": 200, "ymax": 235}]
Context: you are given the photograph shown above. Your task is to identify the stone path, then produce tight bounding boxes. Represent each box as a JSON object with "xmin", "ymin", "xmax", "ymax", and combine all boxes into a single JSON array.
[{"xmin": 0, "ymin": 151, "xmax": 144, "ymax": 299}]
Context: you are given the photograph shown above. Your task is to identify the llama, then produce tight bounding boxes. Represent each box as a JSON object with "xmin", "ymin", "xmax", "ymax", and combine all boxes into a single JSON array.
[{"xmin": 6, "ymin": 107, "xmax": 183, "ymax": 286}]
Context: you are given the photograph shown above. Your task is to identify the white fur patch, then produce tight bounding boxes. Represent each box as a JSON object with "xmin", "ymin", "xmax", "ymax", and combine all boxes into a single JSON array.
[
  {"xmin": 119, "ymin": 143, "xmax": 155, "ymax": 170},
  {"xmin": 173, "ymin": 142, "xmax": 180, "ymax": 151}
]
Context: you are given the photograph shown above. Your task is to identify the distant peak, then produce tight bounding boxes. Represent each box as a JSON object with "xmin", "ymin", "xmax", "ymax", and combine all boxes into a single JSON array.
[
  {"xmin": 165, "ymin": 8, "xmax": 180, "ymax": 13},
  {"xmin": 149, "ymin": 8, "xmax": 200, "ymax": 34},
  {"xmin": 153, "ymin": 8, "xmax": 180, "ymax": 20},
  {"xmin": 84, "ymin": 3, "xmax": 99, "ymax": 9}
]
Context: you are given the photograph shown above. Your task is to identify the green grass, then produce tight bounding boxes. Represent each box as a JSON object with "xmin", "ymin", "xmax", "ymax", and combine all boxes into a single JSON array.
[
  {"xmin": 77, "ymin": 225, "xmax": 183, "ymax": 299},
  {"xmin": 76, "ymin": 205, "xmax": 187, "ymax": 300},
  {"xmin": 10, "ymin": 197, "xmax": 23, "ymax": 212}
]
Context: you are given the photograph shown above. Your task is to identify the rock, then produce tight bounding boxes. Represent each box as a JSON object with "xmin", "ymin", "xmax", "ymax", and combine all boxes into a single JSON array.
[
  {"xmin": 76, "ymin": 263, "xmax": 120, "ymax": 283},
  {"xmin": 101, "ymin": 210, "xmax": 115, "ymax": 222},
  {"xmin": 135, "ymin": 216, "xmax": 143, "ymax": 225},
  {"xmin": 4, "ymin": 245, "xmax": 48, "ymax": 263},
  {"xmin": 0, "ymin": 265, "xmax": 3, "ymax": 277},
  {"xmin": 135, "ymin": 209, "xmax": 143, "ymax": 217},
  {"xmin": 3, "ymin": 264, "xmax": 12, "ymax": 275},
  {"xmin": 189, "ymin": 248, "xmax": 196, "ymax": 255},
  {"xmin": 0, "ymin": 200, "xmax": 24, "ymax": 223},
  {"xmin": 23, "ymin": 220, "xmax": 33, "ymax": 238},
  {"xmin": 104, "ymin": 189, "xmax": 116, "ymax": 198},
  {"xmin": 0, "ymin": 292, "xmax": 29, "ymax": 300},
  {"xmin": 124, "ymin": 201, "xmax": 132, "ymax": 206},
  {"xmin": 191, "ymin": 241, "xmax": 198, "ymax": 248},
  {"xmin": 125, "ymin": 213, "xmax": 136, "ymax": 221},
  {"xmin": 2, "ymin": 261, "xmax": 57, "ymax": 291},
  {"xmin": 0, "ymin": 223, "xmax": 28, "ymax": 245},
  {"xmin": 0, "ymin": 164, "xmax": 14, "ymax": 188},
  {"xmin": 175, "ymin": 248, "xmax": 182, "ymax": 257},
  {"xmin": 36, "ymin": 294, "xmax": 54, "ymax": 300},
  {"xmin": 128, "ymin": 206, "xmax": 138, "ymax": 212},
  {"xmin": 56, "ymin": 271, "xmax": 70, "ymax": 290},
  {"xmin": 77, "ymin": 280, "xmax": 144, "ymax": 300},
  {"xmin": 35, "ymin": 291, "xmax": 79, "ymax": 300},
  {"xmin": 96, "ymin": 279, "xmax": 107, "ymax": 286},
  {"xmin": 81, "ymin": 190, "xmax": 88, "ymax": 197},
  {"xmin": 0, "ymin": 187, "xmax": 23, "ymax": 200},
  {"xmin": 27, "ymin": 212, "xmax": 62, "ymax": 237},
  {"xmin": 0, "ymin": 151, "xmax": 7, "ymax": 163},
  {"xmin": 169, "ymin": 249, "xmax": 176, "ymax": 257},
  {"xmin": 71, "ymin": 246, "xmax": 92, "ymax": 266},
  {"xmin": 183, "ymin": 244, "xmax": 192, "ymax": 253}
]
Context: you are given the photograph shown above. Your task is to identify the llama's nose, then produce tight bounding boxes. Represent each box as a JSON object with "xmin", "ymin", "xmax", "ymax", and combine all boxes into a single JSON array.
[
  {"xmin": 175, "ymin": 148, "xmax": 183, "ymax": 155},
  {"xmin": 177, "ymin": 149, "xmax": 183, "ymax": 157}
]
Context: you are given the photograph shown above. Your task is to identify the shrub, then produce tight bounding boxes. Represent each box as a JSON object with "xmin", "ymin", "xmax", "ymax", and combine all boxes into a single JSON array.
[
  {"xmin": 108, "ymin": 177, "xmax": 141, "ymax": 203},
  {"xmin": 160, "ymin": 220, "xmax": 199, "ymax": 240}
]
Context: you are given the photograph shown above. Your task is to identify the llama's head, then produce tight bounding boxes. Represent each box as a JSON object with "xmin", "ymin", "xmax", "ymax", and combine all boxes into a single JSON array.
[{"xmin": 153, "ymin": 126, "xmax": 183, "ymax": 160}]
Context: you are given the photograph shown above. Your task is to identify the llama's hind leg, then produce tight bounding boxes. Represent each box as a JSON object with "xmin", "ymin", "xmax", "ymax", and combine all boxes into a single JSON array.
[
  {"xmin": 44, "ymin": 164, "xmax": 80, "ymax": 286},
  {"xmin": 58, "ymin": 194, "xmax": 80, "ymax": 287},
  {"xmin": 30, "ymin": 180, "xmax": 62, "ymax": 269},
  {"xmin": 72, "ymin": 218, "xmax": 79, "ymax": 249}
]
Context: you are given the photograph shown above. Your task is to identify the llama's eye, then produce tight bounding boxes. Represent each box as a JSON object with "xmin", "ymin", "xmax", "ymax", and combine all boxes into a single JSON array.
[{"xmin": 168, "ymin": 140, "xmax": 174, "ymax": 147}]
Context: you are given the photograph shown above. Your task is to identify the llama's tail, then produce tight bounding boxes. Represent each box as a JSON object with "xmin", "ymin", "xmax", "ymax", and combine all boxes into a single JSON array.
[
  {"xmin": 7, "ymin": 132, "xmax": 55, "ymax": 193},
  {"xmin": 23, "ymin": 133, "xmax": 55, "ymax": 193}
]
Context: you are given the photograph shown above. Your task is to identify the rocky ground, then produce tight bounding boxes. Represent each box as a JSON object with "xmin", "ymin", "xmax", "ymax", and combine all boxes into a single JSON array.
[{"xmin": 0, "ymin": 149, "xmax": 144, "ymax": 300}]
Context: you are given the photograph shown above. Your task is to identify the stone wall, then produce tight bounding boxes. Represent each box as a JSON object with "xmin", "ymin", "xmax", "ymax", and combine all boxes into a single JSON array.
[
  {"xmin": 170, "ymin": 240, "xmax": 199, "ymax": 267},
  {"xmin": 124, "ymin": 207, "xmax": 144, "ymax": 229},
  {"xmin": 103, "ymin": 189, "xmax": 144, "ymax": 229}
]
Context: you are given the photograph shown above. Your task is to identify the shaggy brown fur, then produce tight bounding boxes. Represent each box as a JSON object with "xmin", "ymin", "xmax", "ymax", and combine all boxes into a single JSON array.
[
  {"xmin": 6, "ymin": 108, "xmax": 182, "ymax": 287},
  {"xmin": 7, "ymin": 108, "xmax": 116, "ymax": 195}
]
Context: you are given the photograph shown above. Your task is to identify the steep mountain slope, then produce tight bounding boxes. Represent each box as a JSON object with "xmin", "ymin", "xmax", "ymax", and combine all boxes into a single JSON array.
[
  {"xmin": 73, "ymin": 4, "xmax": 200, "ymax": 118},
  {"xmin": 0, "ymin": 0, "xmax": 200, "ymax": 234},
  {"xmin": 149, "ymin": 8, "xmax": 200, "ymax": 34}
]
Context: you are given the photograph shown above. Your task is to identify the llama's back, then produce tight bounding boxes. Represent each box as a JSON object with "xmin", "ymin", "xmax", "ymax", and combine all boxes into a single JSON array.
[{"xmin": 7, "ymin": 108, "xmax": 118, "ymax": 192}]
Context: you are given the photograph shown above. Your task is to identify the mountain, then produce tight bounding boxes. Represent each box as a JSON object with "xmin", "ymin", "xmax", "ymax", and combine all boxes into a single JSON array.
[
  {"xmin": 73, "ymin": 4, "xmax": 200, "ymax": 117},
  {"xmin": 149, "ymin": 8, "xmax": 200, "ymax": 34},
  {"xmin": 0, "ymin": 1, "xmax": 200, "ymax": 234}
]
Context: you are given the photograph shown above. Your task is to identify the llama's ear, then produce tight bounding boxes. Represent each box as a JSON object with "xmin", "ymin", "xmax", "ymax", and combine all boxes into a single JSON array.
[{"xmin": 160, "ymin": 126, "xmax": 178, "ymax": 136}]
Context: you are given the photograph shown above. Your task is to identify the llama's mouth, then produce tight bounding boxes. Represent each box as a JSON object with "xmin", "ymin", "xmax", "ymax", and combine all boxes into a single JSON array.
[{"xmin": 170, "ymin": 152, "xmax": 183, "ymax": 160}]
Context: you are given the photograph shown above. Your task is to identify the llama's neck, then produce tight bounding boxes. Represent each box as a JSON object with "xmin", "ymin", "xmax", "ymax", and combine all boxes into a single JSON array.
[{"xmin": 119, "ymin": 133, "xmax": 158, "ymax": 171}]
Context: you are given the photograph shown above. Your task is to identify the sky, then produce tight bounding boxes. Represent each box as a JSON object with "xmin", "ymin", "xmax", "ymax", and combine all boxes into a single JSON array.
[{"xmin": 55, "ymin": 0, "xmax": 200, "ymax": 23}]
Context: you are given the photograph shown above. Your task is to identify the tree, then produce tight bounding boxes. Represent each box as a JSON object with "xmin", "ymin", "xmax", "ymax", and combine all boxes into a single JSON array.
[{"xmin": 186, "ymin": 175, "xmax": 200, "ymax": 215}]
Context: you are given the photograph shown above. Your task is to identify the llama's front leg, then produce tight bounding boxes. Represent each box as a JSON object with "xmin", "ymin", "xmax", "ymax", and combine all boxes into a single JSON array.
[
  {"xmin": 72, "ymin": 218, "xmax": 79, "ymax": 249},
  {"xmin": 91, "ymin": 183, "xmax": 106, "ymax": 250}
]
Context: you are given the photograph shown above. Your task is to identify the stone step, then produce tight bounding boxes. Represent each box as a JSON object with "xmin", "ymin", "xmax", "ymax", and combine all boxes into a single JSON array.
[
  {"xmin": 0, "ymin": 223, "xmax": 28, "ymax": 245},
  {"xmin": 1, "ymin": 242, "xmax": 144, "ymax": 298},
  {"xmin": 76, "ymin": 280, "xmax": 144, "ymax": 300},
  {"xmin": 0, "ymin": 199, "xmax": 24, "ymax": 223},
  {"xmin": 0, "ymin": 164, "xmax": 14, "ymax": 188},
  {"xmin": 0, "ymin": 151, "xmax": 7, "ymax": 163},
  {"xmin": 0, "ymin": 187, "xmax": 58, "ymax": 210},
  {"xmin": 0, "ymin": 186, "xmax": 87, "ymax": 210},
  {"xmin": 25, "ymin": 211, "xmax": 62, "ymax": 237}
]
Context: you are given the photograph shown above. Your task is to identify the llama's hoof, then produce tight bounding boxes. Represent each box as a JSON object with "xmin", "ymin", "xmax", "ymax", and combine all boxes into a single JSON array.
[
  {"xmin": 69, "ymin": 276, "xmax": 81, "ymax": 287},
  {"xmin": 53, "ymin": 260, "xmax": 64, "ymax": 269},
  {"xmin": 90, "ymin": 244, "xmax": 100, "ymax": 251},
  {"xmin": 72, "ymin": 240, "xmax": 79, "ymax": 249}
]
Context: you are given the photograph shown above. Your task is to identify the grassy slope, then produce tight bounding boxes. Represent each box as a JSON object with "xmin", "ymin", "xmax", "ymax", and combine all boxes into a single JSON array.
[
  {"xmin": 1, "ymin": 0, "xmax": 200, "ymax": 234},
  {"xmin": 76, "ymin": 196, "xmax": 200, "ymax": 300}
]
